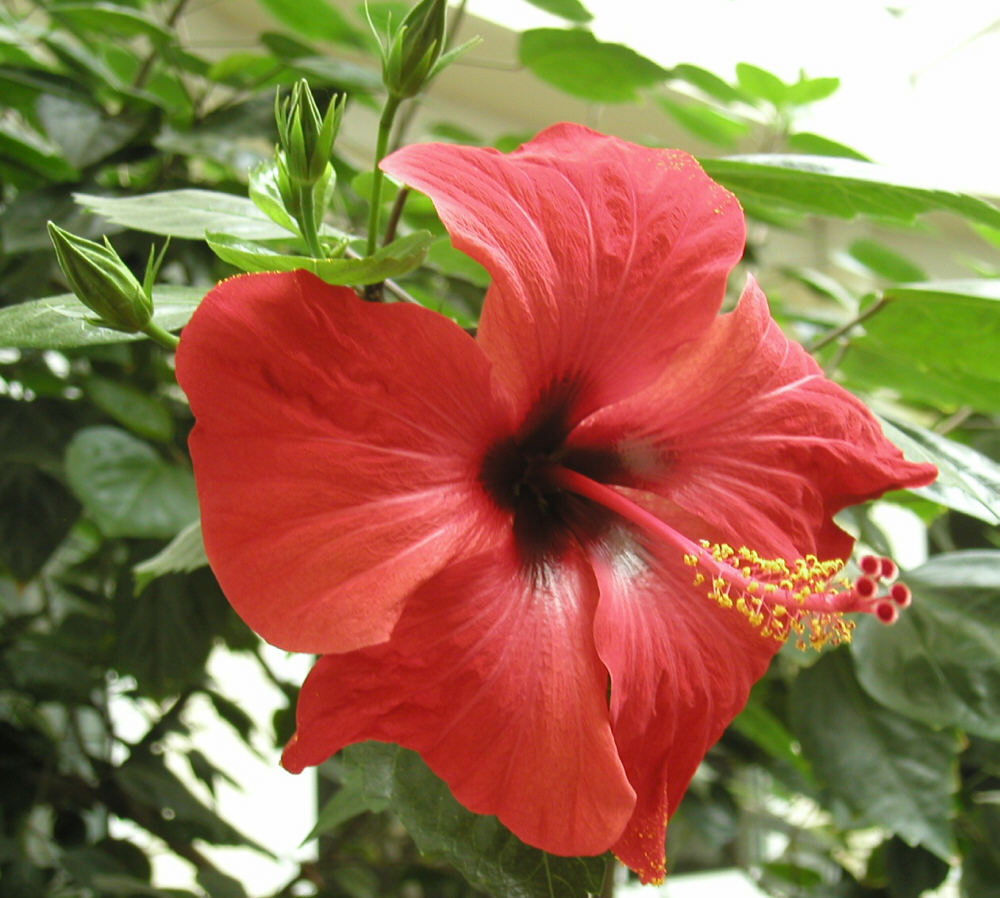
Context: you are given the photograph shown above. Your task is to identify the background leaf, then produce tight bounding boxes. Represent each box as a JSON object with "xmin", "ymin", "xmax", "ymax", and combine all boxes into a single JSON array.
[
  {"xmin": 64, "ymin": 426, "xmax": 198, "ymax": 539},
  {"xmin": 790, "ymin": 650, "xmax": 958, "ymax": 860},
  {"xmin": 852, "ymin": 551, "xmax": 1000, "ymax": 739},
  {"xmin": 519, "ymin": 29, "xmax": 668, "ymax": 102}
]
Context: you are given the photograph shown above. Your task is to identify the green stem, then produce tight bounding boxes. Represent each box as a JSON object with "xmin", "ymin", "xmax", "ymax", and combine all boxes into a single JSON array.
[
  {"xmin": 366, "ymin": 95, "xmax": 402, "ymax": 258},
  {"xmin": 808, "ymin": 295, "xmax": 890, "ymax": 353},
  {"xmin": 297, "ymin": 186, "xmax": 324, "ymax": 259},
  {"xmin": 142, "ymin": 320, "xmax": 181, "ymax": 351}
]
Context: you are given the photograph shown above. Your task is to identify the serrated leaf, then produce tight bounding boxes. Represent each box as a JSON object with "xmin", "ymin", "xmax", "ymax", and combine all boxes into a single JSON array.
[
  {"xmin": 133, "ymin": 520, "xmax": 208, "ymax": 594},
  {"xmin": 343, "ymin": 742, "xmax": 608, "ymax": 898},
  {"xmin": 207, "ymin": 231, "xmax": 432, "ymax": 286},
  {"xmin": 790, "ymin": 650, "xmax": 958, "ymax": 860},
  {"xmin": 878, "ymin": 418, "xmax": 1000, "ymax": 525},
  {"xmin": 519, "ymin": 28, "xmax": 667, "ymax": 103},
  {"xmin": 74, "ymin": 190, "xmax": 300, "ymax": 240},
  {"xmin": 65, "ymin": 426, "xmax": 198, "ymax": 539},
  {"xmin": 0, "ymin": 285, "xmax": 203, "ymax": 349},
  {"xmin": 701, "ymin": 156, "xmax": 1000, "ymax": 229},
  {"xmin": 522, "ymin": 0, "xmax": 593, "ymax": 22},
  {"xmin": 84, "ymin": 375, "xmax": 174, "ymax": 443},
  {"xmin": 852, "ymin": 551, "xmax": 1000, "ymax": 740}
]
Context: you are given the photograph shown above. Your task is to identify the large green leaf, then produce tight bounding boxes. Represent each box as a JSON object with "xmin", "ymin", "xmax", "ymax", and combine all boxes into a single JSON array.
[
  {"xmin": 839, "ymin": 281, "xmax": 1000, "ymax": 412},
  {"xmin": 0, "ymin": 285, "xmax": 204, "ymax": 348},
  {"xmin": 852, "ymin": 551, "xmax": 1000, "ymax": 740},
  {"xmin": 74, "ymin": 190, "xmax": 299, "ymax": 240},
  {"xmin": 206, "ymin": 231, "xmax": 432, "ymax": 286},
  {"xmin": 48, "ymin": 3, "xmax": 175, "ymax": 43},
  {"xmin": 879, "ymin": 418, "xmax": 1000, "ymax": 525},
  {"xmin": 522, "ymin": 0, "xmax": 593, "ymax": 22},
  {"xmin": 789, "ymin": 650, "xmax": 958, "ymax": 860},
  {"xmin": 519, "ymin": 29, "xmax": 668, "ymax": 103},
  {"xmin": 342, "ymin": 742, "xmax": 608, "ymax": 898},
  {"xmin": 64, "ymin": 426, "xmax": 198, "ymax": 539},
  {"xmin": 702, "ymin": 156, "xmax": 1000, "ymax": 228},
  {"xmin": 252, "ymin": 0, "xmax": 364, "ymax": 47}
]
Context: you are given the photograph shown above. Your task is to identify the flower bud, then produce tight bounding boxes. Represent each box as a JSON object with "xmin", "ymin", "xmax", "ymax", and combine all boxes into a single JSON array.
[
  {"xmin": 48, "ymin": 222, "xmax": 152, "ymax": 332},
  {"xmin": 383, "ymin": 0, "xmax": 447, "ymax": 100},
  {"xmin": 275, "ymin": 80, "xmax": 345, "ymax": 187}
]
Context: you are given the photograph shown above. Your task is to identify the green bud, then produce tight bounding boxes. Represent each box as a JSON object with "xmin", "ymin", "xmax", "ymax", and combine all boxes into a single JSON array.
[
  {"xmin": 383, "ymin": 0, "xmax": 447, "ymax": 100},
  {"xmin": 47, "ymin": 222, "xmax": 152, "ymax": 333},
  {"xmin": 275, "ymin": 80, "xmax": 345, "ymax": 187}
]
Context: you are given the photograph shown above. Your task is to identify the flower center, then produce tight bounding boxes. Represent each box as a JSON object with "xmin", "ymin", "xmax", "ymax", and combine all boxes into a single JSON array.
[{"xmin": 548, "ymin": 465, "xmax": 910, "ymax": 650}]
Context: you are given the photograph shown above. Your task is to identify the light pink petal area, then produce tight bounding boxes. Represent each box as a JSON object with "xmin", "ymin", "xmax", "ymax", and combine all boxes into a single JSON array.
[
  {"xmin": 382, "ymin": 123, "xmax": 745, "ymax": 420},
  {"xmin": 176, "ymin": 270, "xmax": 511, "ymax": 654},
  {"xmin": 571, "ymin": 277, "xmax": 938, "ymax": 561},
  {"xmin": 282, "ymin": 541, "xmax": 636, "ymax": 857},
  {"xmin": 590, "ymin": 533, "xmax": 777, "ymax": 883}
]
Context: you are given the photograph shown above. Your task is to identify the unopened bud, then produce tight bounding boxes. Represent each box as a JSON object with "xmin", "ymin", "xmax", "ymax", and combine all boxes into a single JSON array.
[
  {"xmin": 48, "ymin": 223, "xmax": 152, "ymax": 332},
  {"xmin": 383, "ymin": 0, "xmax": 447, "ymax": 100},
  {"xmin": 275, "ymin": 80, "xmax": 345, "ymax": 186}
]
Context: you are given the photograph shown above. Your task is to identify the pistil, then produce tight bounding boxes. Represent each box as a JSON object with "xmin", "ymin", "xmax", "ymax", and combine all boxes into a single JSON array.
[{"xmin": 549, "ymin": 464, "xmax": 911, "ymax": 650}]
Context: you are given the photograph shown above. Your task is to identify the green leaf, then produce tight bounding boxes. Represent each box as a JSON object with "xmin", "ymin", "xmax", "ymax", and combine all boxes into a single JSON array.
[
  {"xmin": 657, "ymin": 96, "xmax": 750, "ymax": 149},
  {"xmin": 64, "ymin": 426, "xmax": 198, "ymax": 539},
  {"xmin": 848, "ymin": 238, "xmax": 927, "ymax": 282},
  {"xmin": 735, "ymin": 62, "xmax": 788, "ymax": 106},
  {"xmin": 669, "ymin": 63, "xmax": 747, "ymax": 105},
  {"xmin": 0, "ymin": 285, "xmax": 204, "ymax": 349},
  {"xmin": 307, "ymin": 783, "xmax": 389, "ymax": 841},
  {"xmin": 426, "ymin": 236, "xmax": 490, "ymax": 287},
  {"xmin": 74, "ymin": 190, "xmax": 300, "ymax": 240},
  {"xmin": 113, "ymin": 567, "xmax": 234, "ymax": 700},
  {"xmin": 133, "ymin": 520, "xmax": 207, "ymax": 594},
  {"xmin": 84, "ymin": 375, "xmax": 174, "ymax": 443},
  {"xmin": 837, "ymin": 281, "xmax": 1000, "ymax": 412},
  {"xmin": 0, "ymin": 464, "xmax": 79, "ymax": 580},
  {"xmin": 206, "ymin": 231, "xmax": 432, "ymax": 285},
  {"xmin": 852, "ymin": 551, "xmax": 1000, "ymax": 740},
  {"xmin": 0, "ymin": 121, "xmax": 78, "ymax": 184},
  {"xmin": 49, "ymin": 3, "xmax": 175, "ymax": 43},
  {"xmin": 253, "ymin": 0, "xmax": 365, "ymax": 47},
  {"xmin": 790, "ymin": 650, "xmax": 959, "ymax": 860},
  {"xmin": 878, "ymin": 418, "xmax": 1000, "ymax": 525},
  {"xmin": 786, "ymin": 131, "xmax": 870, "ymax": 161},
  {"xmin": 701, "ymin": 156, "xmax": 1000, "ymax": 229},
  {"xmin": 37, "ymin": 95, "xmax": 144, "ymax": 168},
  {"xmin": 342, "ymin": 742, "xmax": 608, "ymax": 898},
  {"xmin": 131, "ymin": 523, "xmax": 207, "ymax": 596},
  {"xmin": 786, "ymin": 75, "xmax": 840, "ymax": 106},
  {"xmin": 519, "ymin": 29, "xmax": 668, "ymax": 103},
  {"xmin": 731, "ymin": 696, "xmax": 816, "ymax": 786},
  {"xmin": 248, "ymin": 159, "xmax": 300, "ymax": 236},
  {"xmin": 522, "ymin": 0, "xmax": 593, "ymax": 22}
]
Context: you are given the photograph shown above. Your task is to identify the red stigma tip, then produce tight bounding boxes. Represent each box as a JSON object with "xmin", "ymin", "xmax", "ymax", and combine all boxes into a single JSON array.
[
  {"xmin": 876, "ymin": 601, "xmax": 898, "ymax": 624},
  {"xmin": 859, "ymin": 555, "xmax": 881, "ymax": 576},
  {"xmin": 890, "ymin": 582, "xmax": 912, "ymax": 607},
  {"xmin": 855, "ymin": 575, "xmax": 878, "ymax": 599},
  {"xmin": 879, "ymin": 557, "xmax": 898, "ymax": 582}
]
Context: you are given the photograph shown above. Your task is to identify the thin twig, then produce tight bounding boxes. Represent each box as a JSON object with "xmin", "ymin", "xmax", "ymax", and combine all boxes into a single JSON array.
[
  {"xmin": 383, "ymin": 186, "xmax": 410, "ymax": 245},
  {"xmin": 808, "ymin": 295, "xmax": 890, "ymax": 353},
  {"xmin": 133, "ymin": 0, "xmax": 191, "ymax": 90}
]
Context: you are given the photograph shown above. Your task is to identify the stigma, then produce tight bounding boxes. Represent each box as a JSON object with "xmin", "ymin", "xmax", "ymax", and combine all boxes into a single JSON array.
[{"xmin": 548, "ymin": 464, "xmax": 912, "ymax": 650}]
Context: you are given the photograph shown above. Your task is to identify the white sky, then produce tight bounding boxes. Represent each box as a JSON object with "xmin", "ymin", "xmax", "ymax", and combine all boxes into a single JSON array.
[{"xmin": 467, "ymin": 0, "xmax": 1000, "ymax": 196}]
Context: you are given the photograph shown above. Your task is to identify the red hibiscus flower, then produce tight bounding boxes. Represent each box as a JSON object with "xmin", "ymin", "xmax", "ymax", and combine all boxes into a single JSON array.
[{"xmin": 176, "ymin": 123, "xmax": 936, "ymax": 883}]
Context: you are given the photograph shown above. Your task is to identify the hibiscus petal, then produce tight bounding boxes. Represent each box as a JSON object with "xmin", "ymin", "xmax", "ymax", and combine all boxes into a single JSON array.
[
  {"xmin": 589, "ymin": 531, "xmax": 777, "ymax": 883},
  {"xmin": 176, "ymin": 270, "xmax": 512, "ymax": 653},
  {"xmin": 282, "ymin": 539, "xmax": 636, "ymax": 857},
  {"xmin": 382, "ymin": 123, "xmax": 745, "ymax": 421},
  {"xmin": 570, "ymin": 277, "xmax": 937, "ymax": 560}
]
